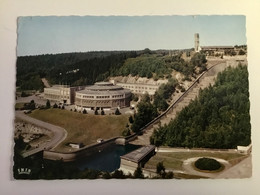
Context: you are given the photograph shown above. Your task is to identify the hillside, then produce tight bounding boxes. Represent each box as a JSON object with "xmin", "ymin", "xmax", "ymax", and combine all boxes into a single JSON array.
[
  {"xmin": 150, "ymin": 65, "xmax": 251, "ymax": 149},
  {"xmin": 16, "ymin": 50, "xmax": 207, "ymax": 92}
]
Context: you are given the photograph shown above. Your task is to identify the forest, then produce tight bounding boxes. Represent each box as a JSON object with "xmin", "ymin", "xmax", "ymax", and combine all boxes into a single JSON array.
[
  {"xmin": 150, "ymin": 65, "xmax": 251, "ymax": 149},
  {"xmin": 16, "ymin": 51, "xmax": 138, "ymax": 91},
  {"xmin": 16, "ymin": 50, "xmax": 207, "ymax": 92}
]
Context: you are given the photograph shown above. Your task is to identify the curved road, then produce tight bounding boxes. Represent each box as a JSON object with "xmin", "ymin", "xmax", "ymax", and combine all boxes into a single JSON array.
[{"xmin": 15, "ymin": 111, "xmax": 67, "ymax": 157}]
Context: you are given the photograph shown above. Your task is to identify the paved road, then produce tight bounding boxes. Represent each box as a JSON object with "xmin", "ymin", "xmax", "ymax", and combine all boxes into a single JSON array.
[
  {"xmin": 216, "ymin": 154, "xmax": 252, "ymax": 179},
  {"xmin": 15, "ymin": 111, "xmax": 67, "ymax": 157}
]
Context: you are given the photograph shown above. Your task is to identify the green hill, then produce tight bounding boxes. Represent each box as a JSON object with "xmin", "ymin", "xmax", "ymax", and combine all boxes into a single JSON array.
[{"xmin": 150, "ymin": 65, "xmax": 251, "ymax": 149}]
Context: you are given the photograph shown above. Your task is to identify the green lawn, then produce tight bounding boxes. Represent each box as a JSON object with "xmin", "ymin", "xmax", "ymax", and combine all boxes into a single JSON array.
[
  {"xmin": 15, "ymin": 103, "xmax": 25, "ymax": 110},
  {"xmin": 29, "ymin": 108, "xmax": 129, "ymax": 152},
  {"xmin": 145, "ymin": 152, "xmax": 245, "ymax": 171}
]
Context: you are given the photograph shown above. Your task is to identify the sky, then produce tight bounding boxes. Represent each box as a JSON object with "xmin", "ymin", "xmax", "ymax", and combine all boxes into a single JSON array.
[{"xmin": 17, "ymin": 15, "xmax": 246, "ymax": 56}]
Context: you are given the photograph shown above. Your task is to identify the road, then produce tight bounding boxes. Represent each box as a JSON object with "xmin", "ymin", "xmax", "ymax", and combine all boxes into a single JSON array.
[{"xmin": 15, "ymin": 111, "xmax": 67, "ymax": 157}]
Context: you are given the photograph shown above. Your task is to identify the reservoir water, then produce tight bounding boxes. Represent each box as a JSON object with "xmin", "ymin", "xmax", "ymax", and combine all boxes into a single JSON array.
[{"xmin": 72, "ymin": 144, "xmax": 141, "ymax": 172}]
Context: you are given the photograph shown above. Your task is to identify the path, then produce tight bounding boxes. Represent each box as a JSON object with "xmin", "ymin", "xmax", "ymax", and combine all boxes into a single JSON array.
[
  {"xmin": 41, "ymin": 78, "xmax": 51, "ymax": 88},
  {"xmin": 15, "ymin": 111, "xmax": 67, "ymax": 157},
  {"xmin": 216, "ymin": 154, "xmax": 252, "ymax": 178}
]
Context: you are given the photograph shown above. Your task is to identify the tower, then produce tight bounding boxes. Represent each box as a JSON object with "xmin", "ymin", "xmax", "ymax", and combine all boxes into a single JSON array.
[{"xmin": 194, "ymin": 33, "xmax": 200, "ymax": 52}]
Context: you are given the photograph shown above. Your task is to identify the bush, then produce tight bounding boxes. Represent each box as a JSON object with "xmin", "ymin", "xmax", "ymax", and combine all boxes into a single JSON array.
[
  {"xmin": 122, "ymin": 128, "xmax": 131, "ymax": 136},
  {"xmin": 21, "ymin": 91, "xmax": 29, "ymax": 97},
  {"xmin": 156, "ymin": 162, "xmax": 165, "ymax": 176},
  {"xmin": 164, "ymin": 171, "xmax": 174, "ymax": 179},
  {"xmin": 83, "ymin": 109, "xmax": 87, "ymax": 114},
  {"xmin": 46, "ymin": 99, "xmax": 51, "ymax": 109},
  {"xmin": 133, "ymin": 167, "xmax": 144, "ymax": 179},
  {"xmin": 111, "ymin": 170, "xmax": 125, "ymax": 179},
  {"xmin": 115, "ymin": 108, "xmax": 121, "ymax": 115},
  {"xmin": 129, "ymin": 116, "xmax": 134, "ymax": 124},
  {"xmin": 53, "ymin": 103, "xmax": 58, "ymax": 108},
  {"xmin": 195, "ymin": 158, "xmax": 222, "ymax": 171},
  {"xmin": 101, "ymin": 110, "xmax": 105, "ymax": 115},
  {"xmin": 94, "ymin": 110, "xmax": 99, "ymax": 115}
]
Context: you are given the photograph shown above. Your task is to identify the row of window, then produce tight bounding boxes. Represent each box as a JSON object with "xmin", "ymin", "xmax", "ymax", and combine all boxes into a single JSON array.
[
  {"xmin": 83, "ymin": 95, "xmax": 94, "ymax": 98},
  {"xmin": 96, "ymin": 96, "xmax": 110, "ymax": 99},
  {"xmin": 76, "ymin": 94, "xmax": 125, "ymax": 99},
  {"xmin": 120, "ymin": 85, "xmax": 157, "ymax": 91},
  {"xmin": 112, "ymin": 95, "xmax": 123, "ymax": 98}
]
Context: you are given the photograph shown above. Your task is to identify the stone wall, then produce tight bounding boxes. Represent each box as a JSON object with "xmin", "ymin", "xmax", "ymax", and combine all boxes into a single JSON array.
[{"xmin": 43, "ymin": 137, "xmax": 119, "ymax": 162}]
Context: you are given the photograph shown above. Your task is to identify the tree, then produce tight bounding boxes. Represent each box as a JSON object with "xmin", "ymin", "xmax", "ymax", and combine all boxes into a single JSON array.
[
  {"xmin": 94, "ymin": 110, "xmax": 98, "ymax": 115},
  {"xmin": 129, "ymin": 115, "xmax": 134, "ymax": 124},
  {"xmin": 131, "ymin": 100, "xmax": 158, "ymax": 133},
  {"xmin": 111, "ymin": 170, "xmax": 125, "ymax": 179},
  {"xmin": 46, "ymin": 99, "xmax": 51, "ymax": 109},
  {"xmin": 115, "ymin": 108, "xmax": 121, "ymax": 115},
  {"xmin": 53, "ymin": 103, "xmax": 58, "ymax": 108},
  {"xmin": 134, "ymin": 167, "xmax": 144, "ymax": 179},
  {"xmin": 156, "ymin": 162, "xmax": 165, "ymax": 176},
  {"xmin": 101, "ymin": 110, "xmax": 105, "ymax": 115},
  {"xmin": 122, "ymin": 128, "xmax": 131, "ymax": 136},
  {"xmin": 83, "ymin": 109, "xmax": 87, "ymax": 114},
  {"xmin": 21, "ymin": 91, "xmax": 28, "ymax": 97},
  {"xmin": 239, "ymin": 49, "xmax": 246, "ymax": 55},
  {"xmin": 23, "ymin": 100, "xmax": 35, "ymax": 110},
  {"xmin": 164, "ymin": 171, "xmax": 174, "ymax": 179},
  {"xmin": 142, "ymin": 93, "xmax": 150, "ymax": 102}
]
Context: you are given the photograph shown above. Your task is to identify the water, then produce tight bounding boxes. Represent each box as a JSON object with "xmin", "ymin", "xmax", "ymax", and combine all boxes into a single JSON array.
[{"xmin": 72, "ymin": 144, "xmax": 141, "ymax": 172}]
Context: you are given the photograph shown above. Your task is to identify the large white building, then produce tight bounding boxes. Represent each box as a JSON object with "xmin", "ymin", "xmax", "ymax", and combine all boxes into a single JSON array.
[
  {"xmin": 110, "ymin": 77, "xmax": 167, "ymax": 96},
  {"xmin": 44, "ymin": 85, "xmax": 81, "ymax": 105},
  {"xmin": 75, "ymin": 82, "xmax": 132, "ymax": 109}
]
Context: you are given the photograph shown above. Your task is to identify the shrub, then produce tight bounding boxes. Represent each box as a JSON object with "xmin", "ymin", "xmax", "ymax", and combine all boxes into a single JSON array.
[
  {"xmin": 115, "ymin": 108, "xmax": 121, "ymax": 115},
  {"xmin": 101, "ymin": 110, "xmax": 105, "ymax": 115},
  {"xmin": 134, "ymin": 167, "xmax": 144, "ymax": 179},
  {"xmin": 46, "ymin": 99, "xmax": 51, "ymax": 109},
  {"xmin": 122, "ymin": 128, "xmax": 131, "ymax": 136},
  {"xmin": 195, "ymin": 158, "xmax": 222, "ymax": 171},
  {"xmin": 129, "ymin": 116, "xmax": 134, "ymax": 124},
  {"xmin": 83, "ymin": 109, "xmax": 87, "ymax": 114},
  {"xmin": 53, "ymin": 103, "xmax": 58, "ymax": 108}
]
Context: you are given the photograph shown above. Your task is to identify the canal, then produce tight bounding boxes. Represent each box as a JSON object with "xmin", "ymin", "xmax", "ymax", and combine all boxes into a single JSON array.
[{"xmin": 71, "ymin": 144, "xmax": 141, "ymax": 172}]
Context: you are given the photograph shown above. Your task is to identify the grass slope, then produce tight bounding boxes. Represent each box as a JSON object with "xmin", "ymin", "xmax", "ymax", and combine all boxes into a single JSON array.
[
  {"xmin": 29, "ymin": 109, "xmax": 129, "ymax": 152},
  {"xmin": 145, "ymin": 152, "xmax": 244, "ymax": 171}
]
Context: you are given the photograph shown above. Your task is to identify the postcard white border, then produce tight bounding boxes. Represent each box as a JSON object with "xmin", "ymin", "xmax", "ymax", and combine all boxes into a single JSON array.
[{"xmin": 0, "ymin": 0, "xmax": 260, "ymax": 194}]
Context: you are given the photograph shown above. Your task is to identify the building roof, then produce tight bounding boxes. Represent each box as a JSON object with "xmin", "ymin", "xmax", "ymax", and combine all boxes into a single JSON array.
[
  {"xmin": 120, "ymin": 145, "xmax": 155, "ymax": 163},
  {"xmin": 77, "ymin": 88, "xmax": 131, "ymax": 95},
  {"xmin": 95, "ymin": 82, "xmax": 114, "ymax": 86},
  {"xmin": 201, "ymin": 46, "xmax": 234, "ymax": 50},
  {"xmin": 77, "ymin": 82, "xmax": 131, "ymax": 95}
]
